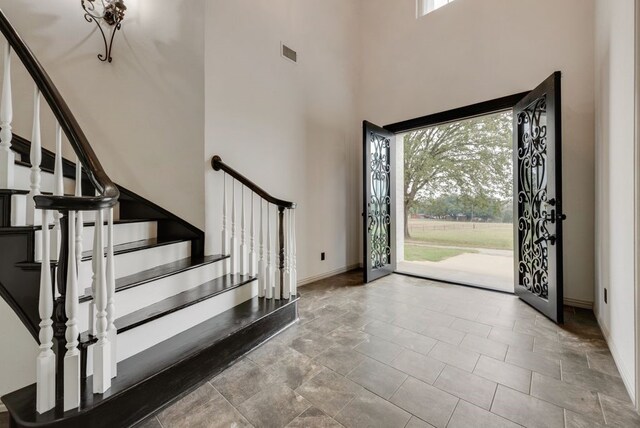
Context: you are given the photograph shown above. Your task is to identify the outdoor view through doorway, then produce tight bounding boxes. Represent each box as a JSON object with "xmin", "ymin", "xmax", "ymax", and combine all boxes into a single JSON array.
[{"xmin": 396, "ymin": 110, "xmax": 515, "ymax": 292}]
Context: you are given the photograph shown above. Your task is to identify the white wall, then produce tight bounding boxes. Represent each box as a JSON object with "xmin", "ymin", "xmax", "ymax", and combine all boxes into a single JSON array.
[
  {"xmin": 594, "ymin": 0, "xmax": 637, "ymax": 403},
  {"xmin": 204, "ymin": 0, "xmax": 362, "ymax": 283},
  {"xmin": 360, "ymin": 0, "xmax": 596, "ymax": 307},
  {"xmin": 0, "ymin": 0, "xmax": 205, "ymax": 229}
]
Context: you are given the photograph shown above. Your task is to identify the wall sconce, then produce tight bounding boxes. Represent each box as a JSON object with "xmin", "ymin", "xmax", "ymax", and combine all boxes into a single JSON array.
[{"xmin": 81, "ymin": 0, "xmax": 127, "ymax": 63}]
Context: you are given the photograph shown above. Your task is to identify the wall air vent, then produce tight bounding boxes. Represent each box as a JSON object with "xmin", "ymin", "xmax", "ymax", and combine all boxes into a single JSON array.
[{"xmin": 281, "ymin": 43, "xmax": 297, "ymax": 63}]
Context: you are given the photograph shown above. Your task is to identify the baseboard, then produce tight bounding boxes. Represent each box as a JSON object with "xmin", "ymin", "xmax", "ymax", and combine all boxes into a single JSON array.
[
  {"xmin": 597, "ymin": 314, "xmax": 636, "ymax": 403},
  {"xmin": 298, "ymin": 263, "xmax": 360, "ymax": 287},
  {"xmin": 564, "ymin": 297, "xmax": 593, "ymax": 309}
]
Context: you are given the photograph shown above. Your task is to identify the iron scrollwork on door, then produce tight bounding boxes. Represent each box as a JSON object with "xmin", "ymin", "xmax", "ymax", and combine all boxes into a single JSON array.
[
  {"xmin": 367, "ymin": 131, "xmax": 392, "ymax": 270},
  {"xmin": 517, "ymin": 96, "xmax": 552, "ymax": 300}
]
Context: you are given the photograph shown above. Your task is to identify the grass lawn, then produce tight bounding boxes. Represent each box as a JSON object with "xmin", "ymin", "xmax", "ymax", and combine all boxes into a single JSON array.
[
  {"xmin": 407, "ymin": 220, "xmax": 513, "ymax": 250},
  {"xmin": 404, "ymin": 244, "xmax": 478, "ymax": 262}
]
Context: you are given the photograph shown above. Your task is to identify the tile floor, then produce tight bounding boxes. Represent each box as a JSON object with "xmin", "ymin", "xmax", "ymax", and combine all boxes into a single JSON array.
[{"xmin": 3, "ymin": 271, "xmax": 639, "ymax": 428}]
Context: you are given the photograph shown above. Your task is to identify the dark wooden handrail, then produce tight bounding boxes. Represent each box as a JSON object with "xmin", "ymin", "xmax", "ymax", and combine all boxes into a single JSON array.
[
  {"xmin": 211, "ymin": 156, "xmax": 296, "ymax": 209},
  {"xmin": 0, "ymin": 9, "xmax": 118, "ymax": 211}
]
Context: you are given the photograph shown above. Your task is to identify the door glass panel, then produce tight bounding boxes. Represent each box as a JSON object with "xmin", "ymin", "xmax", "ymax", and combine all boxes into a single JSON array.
[{"xmin": 369, "ymin": 132, "xmax": 392, "ymax": 269}]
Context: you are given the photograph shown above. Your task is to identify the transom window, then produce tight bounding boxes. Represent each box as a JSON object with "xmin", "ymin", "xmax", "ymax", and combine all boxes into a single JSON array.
[{"xmin": 418, "ymin": 0, "xmax": 455, "ymax": 17}]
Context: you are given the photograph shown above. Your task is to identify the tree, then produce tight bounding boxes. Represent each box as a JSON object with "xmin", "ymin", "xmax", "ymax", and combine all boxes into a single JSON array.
[{"xmin": 404, "ymin": 111, "xmax": 512, "ymax": 238}]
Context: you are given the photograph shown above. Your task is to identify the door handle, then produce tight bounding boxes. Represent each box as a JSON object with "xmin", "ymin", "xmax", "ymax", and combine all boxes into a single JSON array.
[
  {"xmin": 545, "ymin": 209, "xmax": 567, "ymax": 223},
  {"xmin": 534, "ymin": 234, "xmax": 557, "ymax": 245}
]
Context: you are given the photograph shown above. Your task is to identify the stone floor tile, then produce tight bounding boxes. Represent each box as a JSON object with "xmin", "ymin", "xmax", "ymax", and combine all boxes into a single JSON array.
[
  {"xmin": 159, "ymin": 384, "xmax": 252, "ymax": 428},
  {"xmin": 237, "ymin": 383, "xmax": 310, "ymax": 428},
  {"xmin": 295, "ymin": 368, "xmax": 362, "ymax": 417},
  {"xmin": 354, "ymin": 336, "xmax": 403, "ymax": 364},
  {"xmin": 362, "ymin": 320, "xmax": 405, "ymax": 341},
  {"xmin": 304, "ymin": 317, "xmax": 343, "ymax": 335},
  {"xmin": 533, "ymin": 338, "xmax": 589, "ymax": 366},
  {"xmin": 135, "ymin": 417, "xmax": 162, "ymax": 428},
  {"xmin": 460, "ymin": 334, "xmax": 508, "ymax": 360},
  {"xmin": 561, "ymin": 360, "xmax": 630, "ymax": 402},
  {"xmin": 450, "ymin": 318, "xmax": 492, "ymax": 338},
  {"xmin": 326, "ymin": 325, "xmax": 370, "ymax": 348},
  {"xmin": 488, "ymin": 327, "xmax": 535, "ymax": 351},
  {"xmin": 586, "ymin": 350, "xmax": 622, "ymax": 378},
  {"xmin": 157, "ymin": 383, "xmax": 217, "ymax": 426},
  {"xmin": 286, "ymin": 407, "xmax": 343, "ymax": 428},
  {"xmin": 491, "ymin": 385, "xmax": 564, "ymax": 428},
  {"xmin": 288, "ymin": 331, "xmax": 338, "ymax": 358},
  {"xmin": 473, "ymin": 355, "xmax": 531, "ymax": 393},
  {"xmin": 505, "ymin": 347, "xmax": 561, "ymax": 379},
  {"xmin": 428, "ymin": 342, "xmax": 480, "ymax": 372},
  {"xmin": 476, "ymin": 313, "xmax": 516, "ymax": 329},
  {"xmin": 315, "ymin": 345, "xmax": 370, "ymax": 375},
  {"xmin": 264, "ymin": 347, "xmax": 325, "ymax": 390},
  {"xmin": 448, "ymin": 400, "xmax": 519, "ymax": 428},
  {"xmin": 433, "ymin": 365, "xmax": 497, "ymax": 410},
  {"xmin": 390, "ymin": 329, "xmax": 438, "ymax": 355},
  {"xmin": 564, "ymin": 410, "xmax": 606, "ymax": 428},
  {"xmin": 335, "ymin": 390, "xmax": 411, "ymax": 428},
  {"xmin": 405, "ymin": 416, "xmax": 435, "ymax": 428},
  {"xmin": 346, "ymin": 358, "xmax": 407, "ymax": 399},
  {"xmin": 389, "ymin": 349, "xmax": 445, "ymax": 385},
  {"xmin": 212, "ymin": 359, "xmax": 279, "ymax": 406},
  {"xmin": 530, "ymin": 372, "xmax": 604, "ymax": 423},
  {"xmin": 389, "ymin": 377, "xmax": 458, "ymax": 428},
  {"xmin": 599, "ymin": 393, "xmax": 640, "ymax": 427},
  {"xmin": 420, "ymin": 324, "xmax": 465, "ymax": 346}
]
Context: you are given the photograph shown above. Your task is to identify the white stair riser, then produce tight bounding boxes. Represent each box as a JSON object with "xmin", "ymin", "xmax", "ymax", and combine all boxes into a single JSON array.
[
  {"xmin": 33, "ymin": 221, "xmax": 158, "ymax": 262},
  {"xmin": 76, "ymin": 258, "xmax": 229, "ymax": 333},
  {"xmin": 84, "ymin": 279, "xmax": 258, "ymax": 375},
  {"xmin": 13, "ymin": 163, "xmax": 75, "ymax": 194},
  {"xmin": 77, "ymin": 240, "xmax": 191, "ymax": 287},
  {"xmin": 10, "ymin": 194, "xmax": 120, "ymax": 227}
]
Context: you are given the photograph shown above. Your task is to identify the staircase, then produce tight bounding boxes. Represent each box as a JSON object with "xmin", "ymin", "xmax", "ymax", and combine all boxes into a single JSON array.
[{"xmin": 0, "ymin": 8, "xmax": 298, "ymax": 427}]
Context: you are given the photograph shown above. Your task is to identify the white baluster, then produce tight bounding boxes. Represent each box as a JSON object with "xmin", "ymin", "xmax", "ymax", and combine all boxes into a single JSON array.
[
  {"xmin": 274, "ymin": 208, "xmax": 281, "ymax": 301},
  {"xmin": 106, "ymin": 208, "xmax": 117, "ymax": 377},
  {"xmin": 0, "ymin": 43, "xmax": 14, "ymax": 188},
  {"xmin": 258, "ymin": 199, "xmax": 266, "ymax": 297},
  {"xmin": 249, "ymin": 192, "xmax": 256, "ymax": 276},
  {"xmin": 240, "ymin": 186, "xmax": 247, "ymax": 275},
  {"xmin": 88, "ymin": 203, "xmax": 98, "ymax": 336},
  {"xmin": 266, "ymin": 204, "xmax": 274, "ymax": 299},
  {"xmin": 63, "ymin": 211, "xmax": 80, "ymax": 411},
  {"xmin": 93, "ymin": 209, "xmax": 111, "ymax": 393},
  {"xmin": 36, "ymin": 209, "xmax": 55, "ymax": 414},
  {"xmin": 26, "ymin": 87, "xmax": 41, "ymax": 226},
  {"xmin": 52, "ymin": 125, "xmax": 64, "ymax": 261},
  {"xmin": 283, "ymin": 209, "xmax": 291, "ymax": 300},
  {"xmin": 221, "ymin": 173, "xmax": 228, "ymax": 257},
  {"xmin": 230, "ymin": 179, "xmax": 237, "ymax": 274},
  {"xmin": 291, "ymin": 209, "xmax": 297, "ymax": 296},
  {"xmin": 75, "ymin": 160, "xmax": 84, "ymax": 269}
]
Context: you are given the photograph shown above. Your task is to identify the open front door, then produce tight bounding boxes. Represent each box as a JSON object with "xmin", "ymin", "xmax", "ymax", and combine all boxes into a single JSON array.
[
  {"xmin": 514, "ymin": 72, "xmax": 566, "ymax": 323},
  {"xmin": 363, "ymin": 121, "xmax": 396, "ymax": 283}
]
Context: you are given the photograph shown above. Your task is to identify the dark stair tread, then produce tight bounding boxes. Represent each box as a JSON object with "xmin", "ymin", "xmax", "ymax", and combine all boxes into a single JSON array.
[
  {"xmin": 80, "ymin": 238, "xmax": 188, "ymax": 261},
  {"xmin": 2, "ymin": 295, "xmax": 298, "ymax": 427},
  {"xmin": 0, "ymin": 189, "xmax": 29, "ymax": 195},
  {"xmin": 79, "ymin": 254, "xmax": 229, "ymax": 303},
  {"xmin": 82, "ymin": 274, "xmax": 254, "ymax": 340}
]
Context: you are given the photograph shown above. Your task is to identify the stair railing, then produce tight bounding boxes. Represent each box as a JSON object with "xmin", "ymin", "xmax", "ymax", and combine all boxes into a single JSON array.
[
  {"xmin": 212, "ymin": 156, "xmax": 297, "ymax": 300},
  {"xmin": 0, "ymin": 9, "xmax": 119, "ymax": 413}
]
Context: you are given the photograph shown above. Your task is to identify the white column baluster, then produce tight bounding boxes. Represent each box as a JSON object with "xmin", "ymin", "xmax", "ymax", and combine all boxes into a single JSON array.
[
  {"xmin": 240, "ymin": 186, "xmax": 247, "ymax": 275},
  {"xmin": 283, "ymin": 209, "xmax": 291, "ymax": 300},
  {"xmin": 75, "ymin": 160, "xmax": 84, "ymax": 269},
  {"xmin": 293, "ymin": 209, "xmax": 298, "ymax": 296},
  {"xmin": 0, "ymin": 43, "xmax": 14, "ymax": 188},
  {"xmin": 266, "ymin": 204, "xmax": 273, "ymax": 299},
  {"xmin": 63, "ymin": 211, "xmax": 80, "ymax": 411},
  {"xmin": 26, "ymin": 87, "xmax": 41, "ymax": 226},
  {"xmin": 230, "ymin": 179, "xmax": 237, "ymax": 274},
  {"xmin": 93, "ymin": 209, "xmax": 111, "ymax": 393},
  {"xmin": 249, "ymin": 192, "xmax": 256, "ymax": 276},
  {"xmin": 258, "ymin": 199, "xmax": 266, "ymax": 297},
  {"xmin": 221, "ymin": 173, "xmax": 228, "ymax": 257},
  {"xmin": 106, "ymin": 208, "xmax": 117, "ymax": 377},
  {"xmin": 36, "ymin": 209, "xmax": 55, "ymax": 414},
  {"xmin": 52, "ymin": 125, "xmax": 63, "ymax": 260},
  {"xmin": 274, "ymin": 208, "xmax": 281, "ymax": 301}
]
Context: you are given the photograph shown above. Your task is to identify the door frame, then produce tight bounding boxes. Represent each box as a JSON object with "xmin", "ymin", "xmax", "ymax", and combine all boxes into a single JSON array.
[{"xmin": 384, "ymin": 91, "xmax": 530, "ymax": 292}]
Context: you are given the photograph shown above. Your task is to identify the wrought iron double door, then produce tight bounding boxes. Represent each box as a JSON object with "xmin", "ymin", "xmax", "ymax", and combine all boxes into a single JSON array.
[
  {"xmin": 514, "ymin": 72, "xmax": 566, "ymax": 323},
  {"xmin": 363, "ymin": 121, "xmax": 396, "ymax": 283}
]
